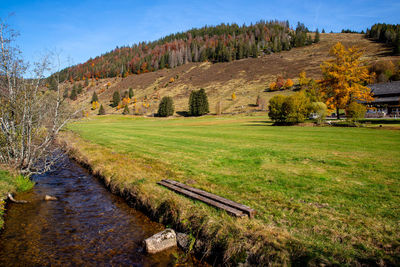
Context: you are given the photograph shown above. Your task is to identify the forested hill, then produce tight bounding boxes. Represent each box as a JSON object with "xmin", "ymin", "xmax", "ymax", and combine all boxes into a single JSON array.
[
  {"xmin": 54, "ymin": 20, "xmax": 313, "ymax": 82},
  {"xmin": 366, "ymin": 23, "xmax": 400, "ymax": 54}
]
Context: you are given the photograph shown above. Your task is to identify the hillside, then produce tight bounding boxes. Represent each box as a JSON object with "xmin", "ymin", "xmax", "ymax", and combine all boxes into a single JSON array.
[{"xmin": 65, "ymin": 33, "xmax": 400, "ymax": 116}]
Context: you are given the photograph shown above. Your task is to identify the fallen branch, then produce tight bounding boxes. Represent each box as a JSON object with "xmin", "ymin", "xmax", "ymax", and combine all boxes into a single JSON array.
[{"xmin": 7, "ymin": 193, "xmax": 28, "ymax": 204}]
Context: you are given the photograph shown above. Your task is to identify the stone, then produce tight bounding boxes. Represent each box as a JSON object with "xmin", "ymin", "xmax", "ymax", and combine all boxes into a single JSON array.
[
  {"xmin": 176, "ymin": 232, "xmax": 191, "ymax": 251},
  {"xmin": 144, "ymin": 229, "xmax": 177, "ymax": 253},
  {"xmin": 44, "ymin": 195, "xmax": 58, "ymax": 201}
]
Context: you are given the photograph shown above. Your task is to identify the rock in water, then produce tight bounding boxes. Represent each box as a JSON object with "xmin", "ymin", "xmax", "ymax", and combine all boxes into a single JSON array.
[
  {"xmin": 44, "ymin": 195, "xmax": 58, "ymax": 201},
  {"xmin": 144, "ymin": 229, "xmax": 177, "ymax": 253}
]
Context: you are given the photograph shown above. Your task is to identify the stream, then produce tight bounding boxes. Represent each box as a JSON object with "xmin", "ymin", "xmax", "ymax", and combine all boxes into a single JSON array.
[{"xmin": 0, "ymin": 156, "xmax": 190, "ymax": 266}]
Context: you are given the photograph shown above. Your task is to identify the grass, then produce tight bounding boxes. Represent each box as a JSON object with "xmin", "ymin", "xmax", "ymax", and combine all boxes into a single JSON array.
[
  {"xmin": 0, "ymin": 168, "xmax": 34, "ymax": 230},
  {"xmin": 64, "ymin": 114, "xmax": 400, "ymax": 265}
]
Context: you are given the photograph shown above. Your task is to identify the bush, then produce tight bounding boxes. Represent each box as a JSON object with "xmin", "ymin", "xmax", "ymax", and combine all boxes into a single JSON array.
[
  {"xmin": 346, "ymin": 102, "xmax": 366, "ymax": 122},
  {"xmin": 311, "ymin": 102, "xmax": 327, "ymax": 124},
  {"xmin": 98, "ymin": 104, "xmax": 105, "ymax": 115},
  {"xmin": 122, "ymin": 105, "xmax": 130, "ymax": 115},
  {"xmin": 158, "ymin": 96, "xmax": 174, "ymax": 117},
  {"xmin": 268, "ymin": 92, "xmax": 311, "ymax": 124},
  {"xmin": 189, "ymin": 88, "xmax": 209, "ymax": 116}
]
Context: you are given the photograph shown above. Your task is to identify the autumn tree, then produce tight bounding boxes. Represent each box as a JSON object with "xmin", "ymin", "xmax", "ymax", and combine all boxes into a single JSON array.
[
  {"xmin": 231, "ymin": 92, "xmax": 237, "ymax": 101},
  {"xmin": 320, "ymin": 42, "xmax": 374, "ymax": 119}
]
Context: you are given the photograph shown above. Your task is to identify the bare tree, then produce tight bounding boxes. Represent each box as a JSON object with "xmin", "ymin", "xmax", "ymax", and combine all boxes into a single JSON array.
[{"xmin": 0, "ymin": 19, "xmax": 80, "ymax": 176}]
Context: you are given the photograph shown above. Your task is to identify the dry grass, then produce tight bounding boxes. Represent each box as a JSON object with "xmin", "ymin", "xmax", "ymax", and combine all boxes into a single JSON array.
[{"xmin": 64, "ymin": 33, "xmax": 400, "ymax": 117}]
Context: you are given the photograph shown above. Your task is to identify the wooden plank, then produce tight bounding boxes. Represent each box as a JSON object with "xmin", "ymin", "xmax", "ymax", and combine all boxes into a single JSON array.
[
  {"xmin": 163, "ymin": 179, "xmax": 256, "ymax": 218},
  {"xmin": 157, "ymin": 181, "xmax": 247, "ymax": 218}
]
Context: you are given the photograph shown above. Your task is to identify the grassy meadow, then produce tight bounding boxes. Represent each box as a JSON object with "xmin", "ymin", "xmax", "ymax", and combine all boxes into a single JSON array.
[
  {"xmin": 65, "ymin": 115, "xmax": 400, "ymax": 265},
  {"xmin": 0, "ymin": 169, "xmax": 34, "ymax": 230}
]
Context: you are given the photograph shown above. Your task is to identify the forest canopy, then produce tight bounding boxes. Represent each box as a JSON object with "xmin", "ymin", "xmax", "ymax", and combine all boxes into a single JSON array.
[{"xmin": 52, "ymin": 20, "xmax": 312, "ymax": 82}]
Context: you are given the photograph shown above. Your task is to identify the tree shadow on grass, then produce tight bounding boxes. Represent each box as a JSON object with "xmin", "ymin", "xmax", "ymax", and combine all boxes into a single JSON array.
[{"xmin": 176, "ymin": 111, "xmax": 190, "ymax": 117}]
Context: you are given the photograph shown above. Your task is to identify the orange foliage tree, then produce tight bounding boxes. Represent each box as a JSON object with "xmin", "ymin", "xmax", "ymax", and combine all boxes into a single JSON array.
[
  {"xmin": 284, "ymin": 79, "xmax": 294, "ymax": 89},
  {"xmin": 319, "ymin": 42, "xmax": 374, "ymax": 119}
]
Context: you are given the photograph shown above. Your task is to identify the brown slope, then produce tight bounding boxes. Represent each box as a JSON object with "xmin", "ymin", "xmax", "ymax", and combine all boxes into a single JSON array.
[{"xmin": 70, "ymin": 33, "xmax": 399, "ymax": 115}]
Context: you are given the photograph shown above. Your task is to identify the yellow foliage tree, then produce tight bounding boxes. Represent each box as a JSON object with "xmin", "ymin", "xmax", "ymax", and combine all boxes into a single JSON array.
[
  {"xmin": 269, "ymin": 82, "xmax": 277, "ymax": 91},
  {"xmin": 298, "ymin": 71, "xmax": 310, "ymax": 87},
  {"xmin": 122, "ymin": 97, "xmax": 130, "ymax": 106},
  {"xmin": 231, "ymin": 92, "xmax": 236, "ymax": 101},
  {"xmin": 91, "ymin": 101, "xmax": 99, "ymax": 110},
  {"xmin": 320, "ymin": 42, "xmax": 374, "ymax": 119}
]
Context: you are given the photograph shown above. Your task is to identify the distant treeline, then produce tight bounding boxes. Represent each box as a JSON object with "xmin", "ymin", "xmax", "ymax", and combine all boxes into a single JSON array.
[
  {"xmin": 366, "ymin": 23, "xmax": 400, "ymax": 54},
  {"xmin": 53, "ymin": 20, "xmax": 313, "ymax": 82}
]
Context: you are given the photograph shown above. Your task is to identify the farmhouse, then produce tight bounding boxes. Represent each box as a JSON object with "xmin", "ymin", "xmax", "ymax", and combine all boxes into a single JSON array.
[{"xmin": 365, "ymin": 81, "xmax": 400, "ymax": 116}]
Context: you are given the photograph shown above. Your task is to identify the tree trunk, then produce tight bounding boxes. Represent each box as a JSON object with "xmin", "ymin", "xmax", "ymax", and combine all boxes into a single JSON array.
[{"xmin": 336, "ymin": 106, "xmax": 340, "ymax": 120}]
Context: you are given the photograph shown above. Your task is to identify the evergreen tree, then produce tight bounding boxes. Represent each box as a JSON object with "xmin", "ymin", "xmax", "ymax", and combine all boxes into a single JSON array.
[
  {"xmin": 122, "ymin": 105, "xmax": 130, "ymax": 115},
  {"xmin": 49, "ymin": 77, "xmax": 58, "ymax": 91},
  {"xmin": 98, "ymin": 104, "xmax": 105, "ymax": 115},
  {"xmin": 158, "ymin": 96, "xmax": 174, "ymax": 117},
  {"xmin": 112, "ymin": 91, "xmax": 120, "ymax": 107},
  {"xmin": 251, "ymin": 44, "xmax": 258, "ymax": 58},
  {"xmin": 129, "ymin": 87, "xmax": 134, "ymax": 98},
  {"xmin": 84, "ymin": 77, "xmax": 89, "ymax": 87},
  {"xmin": 189, "ymin": 89, "xmax": 209, "ymax": 116},
  {"xmin": 63, "ymin": 88, "xmax": 69, "ymax": 99},
  {"xmin": 322, "ymin": 28, "xmax": 325, "ymax": 33},
  {"xmin": 91, "ymin": 91, "xmax": 98, "ymax": 103},
  {"xmin": 314, "ymin": 28, "xmax": 320, "ymax": 43},
  {"xmin": 70, "ymin": 88, "xmax": 77, "ymax": 100}
]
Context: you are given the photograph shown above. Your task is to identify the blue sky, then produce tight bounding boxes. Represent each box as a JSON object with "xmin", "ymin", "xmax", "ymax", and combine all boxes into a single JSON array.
[{"xmin": 1, "ymin": 0, "xmax": 399, "ymax": 72}]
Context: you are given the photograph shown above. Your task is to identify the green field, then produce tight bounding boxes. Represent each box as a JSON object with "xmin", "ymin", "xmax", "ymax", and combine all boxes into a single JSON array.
[{"xmin": 67, "ymin": 115, "xmax": 400, "ymax": 264}]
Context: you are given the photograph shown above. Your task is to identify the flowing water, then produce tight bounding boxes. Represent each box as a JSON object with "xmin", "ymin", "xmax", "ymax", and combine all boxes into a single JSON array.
[{"xmin": 0, "ymin": 156, "xmax": 190, "ymax": 266}]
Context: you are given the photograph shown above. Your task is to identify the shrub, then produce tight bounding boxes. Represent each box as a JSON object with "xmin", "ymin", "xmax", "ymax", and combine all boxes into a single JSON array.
[
  {"xmin": 122, "ymin": 105, "xmax": 130, "ymax": 115},
  {"xmin": 284, "ymin": 79, "xmax": 294, "ymax": 89},
  {"xmin": 158, "ymin": 96, "xmax": 174, "ymax": 117},
  {"xmin": 98, "ymin": 104, "xmax": 105, "ymax": 115},
  {"xmin": 268, "ymin": 92, "xmax": 311, "ymax": 124},
  {"xmin": 268, "ymin": 95, "xmax": 287, "ymax": 123},
  {"xmin": 231, "ymin": 92, "xmax": 236, "ymax": 101},
  {"xmin": 346, "ymin": 102, "xmax": 366, "ymax": 122},
  {"xmin": 189, "ymin": 88, "xmax": 209, "ymax": 116},
  {"xmin": 129, "ymin": 87, "xmax": 134, "ymax": 98},
  {"xmin": 311, "ymin": 102, "xmax": 327, "ymax": 124},
  {"xmin": 269, "ymin": 82, "xmax": 277, "ymax": 91},
  {"xmin": 215, "ymin": 101, "xmax": 222, "ymax": 115},
  {"xmin": 112, "ymin": 91, "xmax": 120, "ymax": 107}
]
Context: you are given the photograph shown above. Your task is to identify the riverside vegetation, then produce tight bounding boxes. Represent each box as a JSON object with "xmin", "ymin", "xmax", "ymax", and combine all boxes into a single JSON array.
[{"xmin": 64, "ymin": 115, "xmax": 400, "ymax": 265}]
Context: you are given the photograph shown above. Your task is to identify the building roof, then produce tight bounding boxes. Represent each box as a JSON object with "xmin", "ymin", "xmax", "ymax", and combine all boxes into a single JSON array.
[
  {"xmin": 368, "ymin": 81, "xmax": 400, "ymax": 96},
  {"xmin": 369, "ymin": 96, "xmax": 400, "ymax": 103}
]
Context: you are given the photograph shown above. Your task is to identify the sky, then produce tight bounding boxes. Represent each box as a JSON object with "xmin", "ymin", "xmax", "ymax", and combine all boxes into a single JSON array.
[{"xmin": 1, "ymin": 0, "xmax": 399, "ymax": 74}]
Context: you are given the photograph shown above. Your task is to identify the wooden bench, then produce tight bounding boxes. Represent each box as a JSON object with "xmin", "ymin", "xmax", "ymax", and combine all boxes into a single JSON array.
[{"xmin": 157, "ymin": 179, "xmax": 256, "ymax": 218}]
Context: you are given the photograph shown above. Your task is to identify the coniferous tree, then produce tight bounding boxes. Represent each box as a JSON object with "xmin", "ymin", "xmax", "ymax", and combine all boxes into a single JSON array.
[
  {"xmin": 98, "ymin": 104, "xmax": 105, "ymax": 115},
  {"xmin": 91, "ymin": 91, "xmax": 98, "ymax": 103},
  {"xmin": 129, "ymin": 87, "xmax": 134, "ymax": 98},
  {"xmin": 84, "ymin": 77, "xmax": 89, "ymax": 87},
  {"xmin": 189, "ymin": 89, "xmax": 209, "ymax": 116},
  {"xmin": 314, "ymin": 28, "xmax": 320, "ymax": 43},
  {"xmin": 48, "ymin": 77, "xmax": 58, "ymax": 91},
  {"xmin": 158, "ymin": 96, "xmax": 174, "ymax": 117},
  {"xmin": 112, "ymin": 91, "xmax": 120, "ymax": 107},
  {"xmin": 63, "ymin": 88, "xmax": 69, "ymax": 99},
  {"xmin": 321, "ymin": 28, "xmax": 325, "ymax": 33},
  {"xmin": 70, "ymin": 88, "xmax": 77, "ymax": 100}
]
